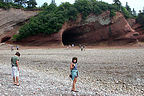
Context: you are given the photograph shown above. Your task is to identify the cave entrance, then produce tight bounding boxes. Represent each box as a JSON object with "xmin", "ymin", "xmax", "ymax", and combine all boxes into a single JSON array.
[
  {"xmin": 62, "ymin": 27, "xmax": 82, "ymax": 46},
  {"xmin": 1, "ymin": 36, "xmax": 11, "ymax": 43}
]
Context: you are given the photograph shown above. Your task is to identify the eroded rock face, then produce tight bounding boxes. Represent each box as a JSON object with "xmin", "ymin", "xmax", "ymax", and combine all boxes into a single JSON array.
[
  {"xmin": 127, "ymin": 18, "xmax": 136, "ymax": 27},
  {"xmin": 132, "ymin": 23, "xmax": 144, "ymax": 42},
  {"xmin": 17, "ymin": 11, "xmax": 139, "ymax": 46},
  {"xmin": 0, "ymin": 8, "xmax": 38, "ymax": 43},
  {"xmin": 127, "ymin": 19, "xmax": 144, "ymax": 42},
  {"xmin": 61, "ymin": 11, "xmax": 139, "ymax": 45}
]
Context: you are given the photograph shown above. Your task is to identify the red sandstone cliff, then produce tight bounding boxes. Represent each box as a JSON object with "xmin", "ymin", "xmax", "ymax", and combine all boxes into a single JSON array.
[
  {"xmin": 0, "ymin": 8, "xmax": 38, "ymax": 43},
  {"xmin": 18, "ymin": 11, "xmax": 139, "ymax": 46},
  {"xmin": 127, "ymin": 19, "xmax": 144, "ymax": 42}
]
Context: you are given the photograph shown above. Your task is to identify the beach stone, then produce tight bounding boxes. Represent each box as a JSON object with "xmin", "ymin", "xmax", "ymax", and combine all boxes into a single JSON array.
[
  {"xmin": 4, "ymin": 93, "xmax": 8, "ymax": 95},
  {"xmin": 0, "ymin": 48, "xmax": 144, "ymax": 95}
]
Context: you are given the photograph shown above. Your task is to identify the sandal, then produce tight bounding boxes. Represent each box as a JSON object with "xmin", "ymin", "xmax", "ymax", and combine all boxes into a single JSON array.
[
  {"xmin": 13, "ymin": 82, "xmax": 17, "ymax": 85},
  {"xmin": 71, "ymin": 90, "xmax": 78, "ymax": 92},
  {"xmin": 16, "ymin": 83, "xmax": 20, "ymax": 86}
]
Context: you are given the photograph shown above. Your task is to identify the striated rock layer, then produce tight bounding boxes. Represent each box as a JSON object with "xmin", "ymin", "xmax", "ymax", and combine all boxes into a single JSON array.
[
  {"xmin": 0, "ymin": 8, "xmax": 38, "ymax": 43},
  {"xmin": 127, "ymin": 19, "xmax": 144, "ymax": 42},
  {"xmin": 18, "ymin": 11, "xmax": 139, "ymax": 46}
]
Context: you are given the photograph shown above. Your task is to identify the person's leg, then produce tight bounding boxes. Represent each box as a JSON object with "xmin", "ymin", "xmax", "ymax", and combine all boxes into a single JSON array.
[
  {"xmin": 16, "ymin": 76, "xmax": 19, "ymax": 83},
  {"xmin": 13, "ymin": 77, "xmax": 16, "ymax": 84},
  {"xmin": 16, "ymin": 67, "xmax": 19, "ymax": 86},
  {"xmin": 72, "ymin": 78, "xmax": 77, "ymax": 91},
  {"xmin": 72, "ymin": 80, "xmax": 75, "ymax": 91},
  {"xmin": 12, "ymin": 67, "xmax": 16, "ymax": 84},
  {"xmin": 16, "ymin": 76, "xmax": 19, "ymax": 85},
  {"xmin": 74, "ymin": 78, "xmax": 77, "ymax": 90}
]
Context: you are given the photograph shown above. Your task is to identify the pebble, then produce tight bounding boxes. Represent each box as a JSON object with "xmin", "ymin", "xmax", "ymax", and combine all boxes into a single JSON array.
[{"xmin": 0, "ymin": 48, "xmax": 143, "ymax": 95}]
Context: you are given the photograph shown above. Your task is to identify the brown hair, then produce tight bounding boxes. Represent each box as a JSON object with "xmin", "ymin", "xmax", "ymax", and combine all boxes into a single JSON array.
[
  {"xmin": 15, "ymin": 52, "xmax": 20, "ymax": 57},
  {"xmin": 72, "ymin": 57, "xmax": 77, "ymax": 63}
]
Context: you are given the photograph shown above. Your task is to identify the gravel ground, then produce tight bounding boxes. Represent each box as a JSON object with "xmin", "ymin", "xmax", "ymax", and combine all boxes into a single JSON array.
[{"xmin": 0, "ymin": 47, "xmax": 144, "ymax": 96}]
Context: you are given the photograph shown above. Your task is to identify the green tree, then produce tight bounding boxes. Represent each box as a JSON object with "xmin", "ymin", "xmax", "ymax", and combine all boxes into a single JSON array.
[
  {"xmin": 58, "ymin": 2, "xmax": 72, "ymax": 11},
  {"xmin": 139, "ymin": 10, "xmax": 142, "ymax": 13},
  {"xmin": 125, "ymin": 2, "xmax": 132, "ymax": 14},
  {"xmin": 41, "ymin": 2, "xmax": 48, "ymax": 9},
  {"xmin": 121, "ymin": 6, "xmax": 132, "ymax": 18},
  {"xmin": 51, "ymin": 0, "xmax": 56, "ymax": 5},
  {"xmin": 45, "ymin": 3, "xmax": 57, "ymax": 12},
  {"xmin": 113, "ymin": 0, "xmax": 121, "ymax": 11},
  {"xmin": 136, "ymin": 13, "xmax": 144, "ymax": 25},
  {"xmin": 110, "ymin": 9, "xmax": 116, "ymax": 17},
  {"xmin": 136, "ymin": 12, "xmax": 144, "ymax": 30},
  {"xmin": 27, "ymin": 0, "xmax": 37, "ymax": 8},
  {"xmin": 15, "ymin": 0, "xmax": 135, "ymax": 41},
  {"xmin": 74, "ymin": 0, "xmax": 93, "ymax": 18},
  {"xmin": 0, "ymin": 0, "xmax": 4, "ymax": 2},
  {"xmin": 132, "ymin": 8, "xmax": 136, "ymax": 16},
  {"xmin": 0, "ymin": 1, "xmax": 23, "ymax": 9},
  {"xmin": 67, "ymin": 7, "xmax": 78, "ymax": 20},
  {"xmin": 113, "ymin": 0, "xmax": 121, "ymax": 5},
  {"xmin": 14, "ymin": 0, "xmax": 26, "ymax": 5}
]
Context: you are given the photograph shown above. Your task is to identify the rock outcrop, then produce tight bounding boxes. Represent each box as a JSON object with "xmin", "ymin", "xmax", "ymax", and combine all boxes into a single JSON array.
[
  {"xmin": 134, "ymin": 24, "xmax": 144, "ymax": 42},
  {"xmin": 19, "ymin": 11, "xmax": 139, "ymax": 46},
  {"xmin": 0, "ymin": 8, "xmax": 38, "ymax": 43},
  {"xmin": 127, "ymin": 19, "xmax": 144, "ymax": 42}
]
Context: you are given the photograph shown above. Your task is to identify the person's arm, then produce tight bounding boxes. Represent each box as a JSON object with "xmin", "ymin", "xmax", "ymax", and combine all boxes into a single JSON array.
[
  {"xmin": 11, "ymin": 57, "xmax": 13, "ymax": 63},
  {"xmin": 70, "ymin": 63, "xmax": 74, "ymax": 70},
  {"xmin": 16, "ymin": 60, "xmax": 19, "ymax": 71}
]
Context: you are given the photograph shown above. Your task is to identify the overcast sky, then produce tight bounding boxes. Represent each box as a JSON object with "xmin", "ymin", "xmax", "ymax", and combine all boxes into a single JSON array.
[{"xmin": 37, "ymin": 0, "xmax": 144, "ymax": 13}]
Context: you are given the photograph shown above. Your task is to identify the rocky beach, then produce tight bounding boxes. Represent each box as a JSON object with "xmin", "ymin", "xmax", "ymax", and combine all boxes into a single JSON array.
[
  {"xmin": 0, "ymin": 0, "xmax": 144, "ymax": 95},
  {"xmin": 0, "ymin": 45, "xmax": 144, "ymax": 96}
]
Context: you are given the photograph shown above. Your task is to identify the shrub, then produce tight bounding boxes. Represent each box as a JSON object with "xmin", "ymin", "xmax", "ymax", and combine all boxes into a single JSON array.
[
  {"xmin": 15, "ymin": 0, "xmax": 134, "ymax": 41},
  {"xmin": 136, "ymin": 13, "xmax": 144, "ymax": 25},
  {"xmin": 0, "ymin": 2, "xmax": 23, "ymax": 9},
  {"xmin": 110, "ymin": 9, "xmax": 116, "ymax": 17},
  {"xmin": 121, "ymin": 7, "xmax": 133, "ymax": 19}
]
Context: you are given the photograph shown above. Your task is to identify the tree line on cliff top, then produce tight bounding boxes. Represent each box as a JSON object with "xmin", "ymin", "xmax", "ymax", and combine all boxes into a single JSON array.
[
  {"xmin": 0, "ymin": 0, "xmax": 37, "ymax": 9},
  {"xmin": 7, "ymin": 0, "xmax": 139, "ymax": 41},
  {"xmin": 136, "ymin": 6, "xmax": 144, "ymax": 29}
]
